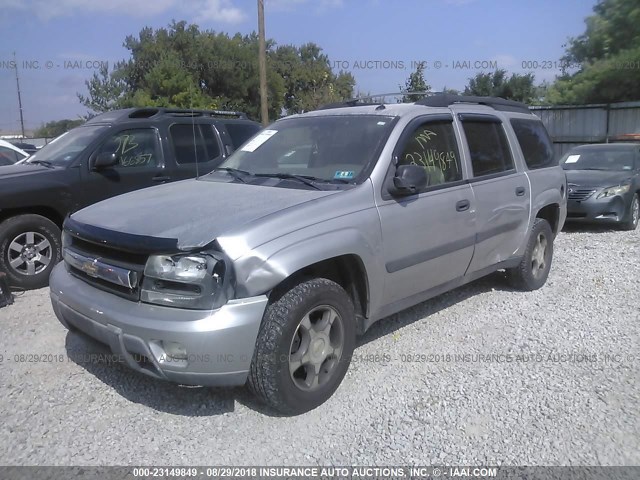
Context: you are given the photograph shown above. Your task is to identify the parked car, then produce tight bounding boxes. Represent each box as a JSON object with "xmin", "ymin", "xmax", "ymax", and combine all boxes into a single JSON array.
[
  {"xmin": 10, "ymin": 142, "xmax": 38, "ymax": 155},
  {"xmin": 0, "ymin": 139, "xmax": 29, "ymax": 166},
  {"xmin": 561, "ymin": 143, "xmax": 639, "ymax": 230},
  {"xmin": 50, "ymin": 95, "xmax": 566, "ymax": 414},
  {"xmin": 0, "ymin": 108, "xmax": 261, "ymax": 289}
]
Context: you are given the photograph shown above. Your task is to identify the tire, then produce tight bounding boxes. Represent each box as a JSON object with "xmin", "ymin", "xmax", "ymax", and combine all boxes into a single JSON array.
[
  {"xmin": 621, "ymin": 193, "xmax": 639, "ymax": 231},
  {"xmin": 506, "ymin": 218, "xmax": 554, "ymax": 291},
  {"xmin": 248, "ymin": 278, "xmax": 356, "ymax": 415},
  {"xmin": 0, "ymin": 214, "xmax": 62, "ymax": 290}
]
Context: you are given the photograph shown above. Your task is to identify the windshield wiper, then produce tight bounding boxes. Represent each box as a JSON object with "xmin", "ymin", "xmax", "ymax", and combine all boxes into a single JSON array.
[
  {"xmin": 253, "ymin": 173, "xmax": 323, "ymax": 190},
  {"xmin": 27, "ymin": 160, "xmax": 55, "ymax": 168},
  {"xmin": 213, "ymin": 167, "xmax": 252, "ymax": 183}
]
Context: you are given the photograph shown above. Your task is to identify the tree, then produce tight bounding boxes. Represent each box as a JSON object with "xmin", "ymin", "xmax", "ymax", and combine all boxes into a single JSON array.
[
  {"xmin": 400, "ymin": 62, "xmax": 431, "ymax": 102},
  {"xmin": 34, "ymin": 119, "xmax": 84, "ymax": 138},
  {"xmin": 271, "ymin": 43, "xmax": 355, "ymax": 114},
  {"xmin": 545, "ymin": 0, "xmax": 640, "ymax": 104},
  {"xmin": 78, "ymin": 21, "xmax": 354, "ymax": 120},
  {"xmin": 464, "ymin": 69, "xmax": 537, "ymax": 103}
]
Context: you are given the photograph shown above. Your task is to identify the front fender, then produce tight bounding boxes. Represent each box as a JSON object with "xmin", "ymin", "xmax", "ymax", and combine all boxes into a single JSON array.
[{"xmin": 229, "ymin": 214, "xmax": 385, "ymax": 316}]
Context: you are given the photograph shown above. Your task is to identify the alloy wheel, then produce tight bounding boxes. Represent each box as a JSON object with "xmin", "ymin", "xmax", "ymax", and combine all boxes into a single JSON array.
[
  {"xmin": 289, "ymin": 305, "xmax": 345, "ymax": 391},
  {"xmin": 7, "ymin": 231, "xmax": 52, "ymax": 276}
]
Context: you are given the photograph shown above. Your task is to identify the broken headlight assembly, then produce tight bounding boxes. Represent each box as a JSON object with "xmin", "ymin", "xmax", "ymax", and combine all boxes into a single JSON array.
[
  {"xmin": 597, "ymin": 183, "xmax": 630, "ymax": 199},
  {"xmin": 141, "ymin": 252, "xmax": 229, "ymax": 310}
]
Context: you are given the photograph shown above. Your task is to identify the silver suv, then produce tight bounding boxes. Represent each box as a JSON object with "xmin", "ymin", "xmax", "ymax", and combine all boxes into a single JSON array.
[{"xmin": 50, "ymin": 95, "xmax": 567, "ymax": 414}]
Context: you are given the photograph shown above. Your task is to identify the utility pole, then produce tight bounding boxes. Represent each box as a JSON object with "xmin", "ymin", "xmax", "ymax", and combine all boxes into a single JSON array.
[
  {"xmin": 13, "ymin": 52, "xmax": 26, "ymax": 138},
  {"xmin": 257, "ymin": 0, "xmax": 269, "ymax": 126}
]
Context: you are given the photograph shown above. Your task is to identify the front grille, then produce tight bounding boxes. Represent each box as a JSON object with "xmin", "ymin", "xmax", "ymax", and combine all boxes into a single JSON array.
[
  {"xmin": 568, "ymin": 188, "xmax": 596, "ymax": 201},
  {"xmin": 65, "ymin": 235, "xmax": 147, "ymax": 301}
]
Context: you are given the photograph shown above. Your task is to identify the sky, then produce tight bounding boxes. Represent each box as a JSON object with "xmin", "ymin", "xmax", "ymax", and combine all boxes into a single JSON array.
[{"xmin": 0, "ymin": 0, "xmax": 597, "ymax": 134}]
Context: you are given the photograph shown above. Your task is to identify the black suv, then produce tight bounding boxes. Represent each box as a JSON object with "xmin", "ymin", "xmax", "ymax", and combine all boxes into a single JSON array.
[{"xmin": 0, "ymin": 107, "xmax": 261, "ymax": 289}]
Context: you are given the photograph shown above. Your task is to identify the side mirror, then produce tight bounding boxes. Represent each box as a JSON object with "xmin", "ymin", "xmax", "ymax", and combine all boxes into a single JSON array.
[
  {"xmin": 92, "ymin": 152, "xmax": 118, "ymax": 170},
  {"xmin": 388, "ymin": 164, "xmax": 429, "ymax": 196}
]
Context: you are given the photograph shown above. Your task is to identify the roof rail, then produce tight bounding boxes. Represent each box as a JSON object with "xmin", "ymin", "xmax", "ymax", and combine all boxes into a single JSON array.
[
  {"xmin": 127, "ymin": 108, "xmax": 248, "ymax": 119},
  {"xmin": 316, "ymin": 91, "xmax": 431, "ymax": 110},
  {"xmin": 416, "ymin": 94, "xmax": 530, "ymax": 113}
]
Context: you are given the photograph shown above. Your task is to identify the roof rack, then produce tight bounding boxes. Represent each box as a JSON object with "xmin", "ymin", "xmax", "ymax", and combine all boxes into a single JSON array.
[
  {"xmin": 316, "ymin": 91, "xmax": 431, "ymax": 111},
  {"xmin": 127, "ymin": 108, "xmax": 248, "ymax": 119},
  {"xmin": 415, "ymin": 94, "xmax": 530, "ymax": 113}
]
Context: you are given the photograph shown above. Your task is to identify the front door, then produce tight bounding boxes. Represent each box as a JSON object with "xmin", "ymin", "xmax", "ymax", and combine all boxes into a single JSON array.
[
  {"xmin": 377, "ymin": 116, "xmax": 476, "ymax": 306},
  {"xmin": 79, "ymin": 127, "xmax": 166, "ymax": 209}
]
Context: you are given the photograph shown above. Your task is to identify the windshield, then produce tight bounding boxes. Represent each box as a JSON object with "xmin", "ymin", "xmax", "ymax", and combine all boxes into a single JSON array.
[
  {"xmin": 27, "ymin": 125, "xmax": 108, "ymax": 166},
  {"xmin": 215, "ymin": 115, "xmax": 395, "ymax": 185},
  {"xmin": 561, "ymin": 147, "xmax": 636, "ymax": 171}
]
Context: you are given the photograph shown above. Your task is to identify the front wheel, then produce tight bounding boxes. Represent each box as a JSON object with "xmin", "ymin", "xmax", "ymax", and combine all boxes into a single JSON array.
[
  {"xmin": 248, "ymin": 278, "xmax": 356, "ymax": 415},
  {"xmin": 0, "ymin": 214, "xmax": 62, "ymax": 290},
  {"xmin": 506, "ymin": 218, "xmax": 554, "ymax": 291},
  {"xmin": 621, "ymin": 193, "xmax": 639, "ymax": 231}
]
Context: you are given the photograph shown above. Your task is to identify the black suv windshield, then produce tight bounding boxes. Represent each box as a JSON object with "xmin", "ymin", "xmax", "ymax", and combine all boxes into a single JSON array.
[
  {"xmin": 215, "ymin": 115, "xmax": 395, "ymax": 184},
  {"xmin": 27, "ymin": 125, "xmax": 108, "ymax": 166},
  {"xmin": 561, "ymin": 147, "xmax": 636, "ymax": 171}
]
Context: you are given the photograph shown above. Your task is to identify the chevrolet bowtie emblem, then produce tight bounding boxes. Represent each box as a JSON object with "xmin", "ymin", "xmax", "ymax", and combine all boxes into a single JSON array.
[{"xmin": 81, "ymin": 259, "xmax": 99, "ymax": 277}]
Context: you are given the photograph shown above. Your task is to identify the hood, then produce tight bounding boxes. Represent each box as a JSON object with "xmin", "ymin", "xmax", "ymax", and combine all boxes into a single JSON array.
[
  {"xmin": 0, "ymin": 163, "xmax": 55, "ymax": 179},
  {"xmin": 564, "ymin": 169, "xmax": 632, "ymax": 187},
  {"xmin": 70, "ymin": 179, "xmax": 338, "ymax": 249}
]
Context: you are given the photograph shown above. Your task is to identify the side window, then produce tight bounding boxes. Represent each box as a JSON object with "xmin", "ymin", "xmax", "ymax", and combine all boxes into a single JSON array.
[
  {"xmin": 96, "ymin": 129, "xmax": 158, "ymax": 168},
  {"xmin": 398, "ymin": 120, "xmax": 462, "ymax": 187},
  {"xmin": 225, "ymin": 123, "xmax": 261, "ymax": 149},
  {"xmin": 0, "ymin": 146, "xmax": 19, "ymax": 165},
  {"xmin": 462, "ymin": 119, "xmax": 514, "ymax": 177},
  {"xmin": 510, "ymin": 119, "xmax": 556, "ymax": 169},
  {"xmin": 170, "ymin": 124, "xmax": 221, "ymax": 164}
]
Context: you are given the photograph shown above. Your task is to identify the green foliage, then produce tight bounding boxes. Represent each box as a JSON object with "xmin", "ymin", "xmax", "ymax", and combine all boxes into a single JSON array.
[
  {"xmin": 77, "ymin": 21, "xmax": 354, "ymax": 120},
  {"xmin": 464, "ymin": 69, "xmax": 537, "ymax": 103},
  {"xmin": 400, "ymin": 62, "xmax": 431, "ymax": 102},
  {"xmin": 546, "ymin": 0, "xmax": 640, "ymax": 104},
  {"xmin": 34, "ymin": 119, "xmax": 84, "ymax": 138},
  {"xmin": 271, "ymin": 43, "xmax": 355, "ymax": 114}
]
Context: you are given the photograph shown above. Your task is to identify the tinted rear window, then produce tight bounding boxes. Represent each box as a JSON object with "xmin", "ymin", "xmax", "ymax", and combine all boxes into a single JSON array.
[
  {"xmin": 225, "ymin": 123, "xmax": 262, "ymax": 149},
  {"xmin": 511, "ymin": 119, "xmax": 556, "ymax": 169}
]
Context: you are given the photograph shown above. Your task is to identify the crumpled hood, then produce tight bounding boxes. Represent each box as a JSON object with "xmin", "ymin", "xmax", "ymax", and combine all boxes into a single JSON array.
[
  {"xmin": 71, "ymin": 179, "xmax": 338, "ymax": 249},
  {"xmin": 565, "ymin": 169, "xmax": 632, "ymax": 187}
]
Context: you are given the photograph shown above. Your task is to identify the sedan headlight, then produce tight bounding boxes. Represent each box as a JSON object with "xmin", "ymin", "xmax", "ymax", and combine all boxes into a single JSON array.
[
  {"xmin": 597, "ymin": 184, "xmax": 630, "ymax": 199},
  {"xmin": 141, "ymin": 252, "xmax": 227, "ymax": 310}
]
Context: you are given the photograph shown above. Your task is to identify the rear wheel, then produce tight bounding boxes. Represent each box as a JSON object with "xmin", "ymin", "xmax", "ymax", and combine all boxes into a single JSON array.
[
  {"xmin": 506, "ymin": 218, "xmax": 554, "ymax": 291},
  {"xmin": 621, "ymin": 193, "xmax": 639, "ymax": 231},
  {"xmin": 248, "ymin": 278, "xmax": 355, "ymax": 415},
  {"xmin": 0, "ymin": 214, "xmax": 61, "ymax": 289}
]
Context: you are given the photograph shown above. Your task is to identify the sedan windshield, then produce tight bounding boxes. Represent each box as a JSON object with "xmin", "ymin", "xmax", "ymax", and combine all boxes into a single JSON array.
[
  {"xmin": 26, "ymin": 125, "xmax": 108, "ymax": 166},
  {"xmin": 561, "ymin": 147, "xmax": 635, "ymax": 171},
  {"xmin": 214, "ymin": 115, "xmax": 395, "ymax": 185}
]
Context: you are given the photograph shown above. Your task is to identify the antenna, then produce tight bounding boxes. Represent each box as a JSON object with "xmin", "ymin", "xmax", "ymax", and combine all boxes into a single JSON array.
[
  {"xmin": 13, "ymin": 52, "xmax": 25, "ymax": 138},
  {"xmin": 190, "ymin": 84, "xmax": 199, "ymax": 179}
]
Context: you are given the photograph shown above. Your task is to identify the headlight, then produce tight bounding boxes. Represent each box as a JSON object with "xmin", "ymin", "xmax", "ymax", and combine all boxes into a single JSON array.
[
  {"xmin": 141, "ymin": 252, "xmax": 227, "ymax": 310},
  {"xmin": 597, "ymin": 184, "xmax": 630, "ymax": 199}
]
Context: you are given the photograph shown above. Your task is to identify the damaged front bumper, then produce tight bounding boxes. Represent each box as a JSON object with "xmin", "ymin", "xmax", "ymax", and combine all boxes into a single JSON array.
[{"xmin": 49, "ymin": 263, "xmax": 268, "ymax": 386}]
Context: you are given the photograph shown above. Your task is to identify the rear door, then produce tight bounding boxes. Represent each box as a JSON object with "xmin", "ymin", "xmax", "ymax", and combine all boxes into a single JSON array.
[
  {"xmin": 458, "ymin": 114, "xmax": 530, "ymax": 273},
  {"xmin": 168, "ymin": 122, "xmax": 224, "ymax": 180},
  {"xmin": 377, "ymin": 115, "xmax": 476, "ymax": 306}
]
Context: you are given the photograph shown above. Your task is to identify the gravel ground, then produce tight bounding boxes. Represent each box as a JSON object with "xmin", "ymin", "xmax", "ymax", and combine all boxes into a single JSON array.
[{"xmin": 0, "ymin": 225, "xmax": 638, "ymax": 466}]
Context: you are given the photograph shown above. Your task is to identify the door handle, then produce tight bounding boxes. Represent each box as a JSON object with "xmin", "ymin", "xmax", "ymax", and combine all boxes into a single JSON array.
[
  {"xmin": 515, "ymin": 186, "xmax": 526, "ymax": 196},
  {"xmin": 153, "ymin": 175, "xmax": 171, "ymax": 183},
  {"xmin": 456, "ymin": 199, "xmax": 471, "ymax": 212}
]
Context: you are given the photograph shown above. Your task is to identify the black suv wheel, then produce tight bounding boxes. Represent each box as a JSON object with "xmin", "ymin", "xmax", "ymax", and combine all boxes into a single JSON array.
[{"xmin": 0, "ymin": 214, "xmax": 62, "ymax": 290}]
